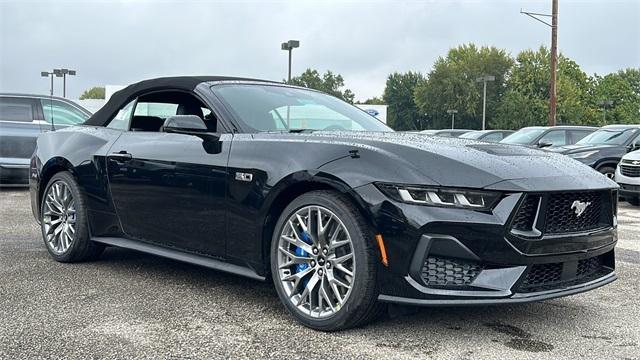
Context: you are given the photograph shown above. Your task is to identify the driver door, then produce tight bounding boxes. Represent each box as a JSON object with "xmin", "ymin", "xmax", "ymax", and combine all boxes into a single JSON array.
[{"xmin": 106, "ymin": 91, "xmax": 230, "ymax": 257}]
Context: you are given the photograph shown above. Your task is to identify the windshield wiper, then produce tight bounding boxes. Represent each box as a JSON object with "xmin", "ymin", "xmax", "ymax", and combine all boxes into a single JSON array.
[{"xmin": 288, "ymin": 129, "xmax": 315, "ymax": 133}]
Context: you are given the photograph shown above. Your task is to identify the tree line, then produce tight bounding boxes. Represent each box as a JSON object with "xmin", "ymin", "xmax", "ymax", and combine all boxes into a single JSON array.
[{"xmin": 287, "ymin": 44, "xmax": 639, "ymax": 131}]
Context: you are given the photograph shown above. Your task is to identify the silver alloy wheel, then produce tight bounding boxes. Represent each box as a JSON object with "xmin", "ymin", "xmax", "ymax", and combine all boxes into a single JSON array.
[
  {"xmin": 43, "ymin": 181, "xmax": 77, "ymax": 255},
  {"xmin": 277, "ymin": 205, "xmax": 355, "ymax": 318}
]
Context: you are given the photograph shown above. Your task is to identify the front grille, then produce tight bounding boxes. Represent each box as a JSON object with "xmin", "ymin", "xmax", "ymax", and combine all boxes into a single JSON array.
[
  {"xmin": 544, "ymin": 192, "xmax": 605, "ymax": 234},
  {"xmin": 420, "ymin": 256, "xmax": 482, "ymax": 287},
  {"xmin": 620, "ymin": 164, "xmax": 640, "ymax": 178},
  {"xmin": 510, "ymin": 191, "xmax": 613, "ymax": 236},
  {"xmin": 518, "ymin": 254, "xmax": 612, "ymax": 293}
]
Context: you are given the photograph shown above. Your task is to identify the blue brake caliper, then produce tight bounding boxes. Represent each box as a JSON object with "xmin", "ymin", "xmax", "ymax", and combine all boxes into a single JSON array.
[{"xmin": 295, "ymin": 231, "xmax": 313, "ymax": 286}]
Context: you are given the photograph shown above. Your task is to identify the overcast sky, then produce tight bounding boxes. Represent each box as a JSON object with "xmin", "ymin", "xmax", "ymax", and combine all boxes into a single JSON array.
[{"xmin": 1, "ymin": 0, "xmax": 638, "ymax": 101}]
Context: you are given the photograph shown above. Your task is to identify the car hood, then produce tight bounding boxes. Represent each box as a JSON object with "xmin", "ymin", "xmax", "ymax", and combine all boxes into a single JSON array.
[
  {"xmin": 622, "ymin": 150, "xmax": 640, "ymax": 161},
  {"xmin": 549, "ymin": 144, "xmax": 616, "ymax": 154},
  {"xmin": 257, "ymin": 131, "xmax": 616, "ymax": 191}
]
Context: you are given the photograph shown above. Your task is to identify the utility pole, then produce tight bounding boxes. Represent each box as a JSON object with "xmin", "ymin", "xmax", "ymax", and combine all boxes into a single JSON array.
[
  {"xmin": 521, "ymin": 0, "xmax": 558, "ymax": 126},
  {"xmin": 476, "ymin": 75, "xmax": 495, "ymax": 130},
  {"xmin": 447, "ymin": 109, "xmax": 458, "ymax": 129},
  {"xmin": 549, "ymin": 0, "xmax": 558, "ymax": 126},
  {"xmin": 281, "ymin": 40, "xmax": 300, "ymax": 83}
]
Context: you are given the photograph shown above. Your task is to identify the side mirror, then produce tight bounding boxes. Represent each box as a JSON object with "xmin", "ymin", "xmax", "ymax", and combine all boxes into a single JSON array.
[
  {"xmin": 162, "ymin": 115, "xmax": 222, "ymax": 154},
  {"xmin": 162, "ymin": 115, "xmax": 207, "ymax": 134},
  {"xmin": 537, "ymin": 141, "xmax": 553, "ymax": 148},
  {"xmin": 627, "ymin": 143, "xmax": 640, "ymax": 153}
]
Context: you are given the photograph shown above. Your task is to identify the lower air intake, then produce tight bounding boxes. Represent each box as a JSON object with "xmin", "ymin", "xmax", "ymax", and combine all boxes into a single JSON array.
[{"xmin": 420, "ymin": 256, "xmax": 482, "ymax": 287}]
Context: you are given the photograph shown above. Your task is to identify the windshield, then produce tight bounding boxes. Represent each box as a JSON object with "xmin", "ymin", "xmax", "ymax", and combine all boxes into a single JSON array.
[
  {"xmin": 500, "ymin": 128, "xmax": 546, "ymax": 145},
  {"xmin": 576, "ymin": 128, "xmax": 638, "ymax": 145},
  {"xmin": 212, "ymin": 84, "xmax": 392, "ymax": 133},
  {"xmin": 459, "ymin": 131, "xmax": 484, "ymax": 139}
]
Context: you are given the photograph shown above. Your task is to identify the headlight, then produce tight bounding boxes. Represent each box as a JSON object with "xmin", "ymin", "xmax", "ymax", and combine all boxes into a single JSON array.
[
  {"xmin": 375, "ymin": 183, "xmax": 501, "ymax": 210},
  {"xmin": 568, "ymin": 150, "xmax": 598, "ymax": 159}
]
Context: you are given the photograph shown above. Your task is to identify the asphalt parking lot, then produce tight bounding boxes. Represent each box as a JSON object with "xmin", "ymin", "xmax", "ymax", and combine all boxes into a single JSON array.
[{"xmin": 1, "ymin": 189, "xmax": 638, "ymax": 359}]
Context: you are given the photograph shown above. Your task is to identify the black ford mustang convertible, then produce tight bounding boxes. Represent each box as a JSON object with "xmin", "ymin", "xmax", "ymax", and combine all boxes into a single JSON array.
[{"xmin": 30, "ymin": 76, "xmax": 619, "ymax": 331}]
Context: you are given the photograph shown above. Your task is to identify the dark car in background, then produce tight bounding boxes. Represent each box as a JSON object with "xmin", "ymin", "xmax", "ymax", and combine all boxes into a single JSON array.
[
  {"xmin": 420, "ymin": 129, "xmax": 473, "ymax": 137},
  {"xmin": 500, "ymin": 125, "xmax": 597, "ymax": 148},
  {"xmin": 0, "ymin": 94, "xmax": 91, "ymax": 185},
  {"xmin": 459, "ymin": 129, "xmax": 515, "ymax": 142},
  {"xmin": 30, "ymin": 76, "xmax": 618, "ymax": 331},
  {"xmin": 550, "ymin": 125, "xmax": 640, "ymax": 178}
]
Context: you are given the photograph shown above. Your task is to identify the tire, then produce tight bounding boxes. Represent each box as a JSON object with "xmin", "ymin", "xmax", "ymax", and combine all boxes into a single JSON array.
[
  {"xmin": 40, "ymin": 171, "xmax": 104, "ymax": 262},
  {"xmin": 270, "ymin": 190, "xmax": 385, "ymax": 331},
  {"xmin": 628, "ymin": 197, "xmax": 640, "ymax": 206},
  {"xmin": 598, "ymin": 166, "xmax": 616, "ymax": 180}
]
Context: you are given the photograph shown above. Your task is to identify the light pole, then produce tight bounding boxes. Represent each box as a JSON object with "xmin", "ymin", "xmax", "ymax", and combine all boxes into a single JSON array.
[
  {"xmin": 41, "ymin": 71, "xmax": 57, "ymax": 96},
  {"xmin": 53, "ymin": 68, "xmax": 76, "ymax": 98},
  {"xmin": 447, "ymin": 109, "xmax": 458, "ymax": 129},
  {"xmin": 598, "ymin": 100, "xmax": 613, "ymax": 122},
  {"xmin": 281, "ymin": 40, "xmax": 300, "ymax": 83},
  {"xmin": 475, "ymin": 75, "xmax": 495, "ymax": 130}
]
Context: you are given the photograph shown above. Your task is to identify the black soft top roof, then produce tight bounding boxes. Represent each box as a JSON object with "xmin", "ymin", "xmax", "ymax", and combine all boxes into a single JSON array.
[{"xmin": 84, "ymin": 76, "xmax": 272, "ymax": 126}]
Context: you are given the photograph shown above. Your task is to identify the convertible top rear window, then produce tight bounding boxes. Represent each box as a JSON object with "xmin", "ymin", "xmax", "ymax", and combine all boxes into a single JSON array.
[{"xmin": 212, "ymin": 84, "xmax": 392, "ymax": 133}]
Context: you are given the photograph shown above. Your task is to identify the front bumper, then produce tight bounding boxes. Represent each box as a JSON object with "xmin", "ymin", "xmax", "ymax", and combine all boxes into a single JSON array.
[
  {"xmin": 354, "ymin": 183, "xmax": 618, "ymax": 305},
  {"xmin": 615, "ymin": 166, "xmax": 640, "ymax": 197},
  {"xmin": 379, "ymin": 271, "xmax": 616, "ymax": 305}
]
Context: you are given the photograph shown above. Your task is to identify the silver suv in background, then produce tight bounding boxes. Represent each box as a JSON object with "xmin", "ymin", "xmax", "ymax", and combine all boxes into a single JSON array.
[
  {"xmin": 0, "ymin": 94, "xmax": 91, "ymax": 186},
  {"xmin": 500, "ymin": 125, "xmax": 597, "ymax": 148},
  {"xmin": 616, "ymin": 149, "xmax": 640, "ymax": 206}
]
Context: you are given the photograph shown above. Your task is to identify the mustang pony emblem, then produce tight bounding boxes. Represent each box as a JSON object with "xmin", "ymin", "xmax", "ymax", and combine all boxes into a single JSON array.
[{"xmin": 571, "ymin": 200, "xmax": 591, "ymax": 217}]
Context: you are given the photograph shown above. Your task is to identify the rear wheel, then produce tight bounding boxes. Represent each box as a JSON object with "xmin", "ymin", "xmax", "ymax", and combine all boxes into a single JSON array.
[
  {"xmin": 41, "ymin": 172, "xmax": 104, "ymax": 262},
  {"xmin": 271, "ymin": 190, "xmax": 385, "ymax": 331}
]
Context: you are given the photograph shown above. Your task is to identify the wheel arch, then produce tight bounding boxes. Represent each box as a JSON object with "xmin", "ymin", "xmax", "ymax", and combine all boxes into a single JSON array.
[
  {"xmin": 260, "ymin": 171, "xmax": 375, "ymax": 276},
  {"xmin": 594, "ymin": 159, "xmax": 621, "ymax": 172},
  {"xmin": 38, "ymin": 157, "xmax": 79, "ymax": 214}
]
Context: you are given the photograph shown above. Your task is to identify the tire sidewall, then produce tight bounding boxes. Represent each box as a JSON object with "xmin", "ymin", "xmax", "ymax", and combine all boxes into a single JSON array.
[
  {"xmin": 270, "ymin": 191, "xmax": 376, "ymax": 330},
  {"xmin": 40, "ymin": 172, "xmax": 91, "ymax": 262}
]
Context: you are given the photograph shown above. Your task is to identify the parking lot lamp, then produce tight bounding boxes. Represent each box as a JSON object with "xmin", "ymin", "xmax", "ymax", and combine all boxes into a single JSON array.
[
  {"xmin": 447, "ymin": 109, "xmax": 458, "ymax": 129},
  {"xmin": 41, "ymin": 71, "xmax": 55, "ymax": 96},
  {"xmin": 476, "ymin": 75, "xmax": 495, "ymax": 130},
  {"xmin": 53, "ymin": 68, "xmax": 76, "ymax": 98},
  {"xmin": 598, "ymin": 100, "xmax": 614, "ymax": 122},
  {"xmin": 281, "ymin": 40, "xmax": 300, "ymax": 83}
]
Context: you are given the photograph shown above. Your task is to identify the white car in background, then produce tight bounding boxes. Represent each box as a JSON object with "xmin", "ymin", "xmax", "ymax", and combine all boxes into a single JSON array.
[{"xmin": 615, "ymin": 149, "xmax": 640, "ymax": 206}]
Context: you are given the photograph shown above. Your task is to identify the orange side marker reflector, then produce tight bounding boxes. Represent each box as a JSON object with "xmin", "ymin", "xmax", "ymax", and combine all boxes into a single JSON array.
[{"xmin": 375, "ymin": 234, "xmax": 389, "ymax": 267}]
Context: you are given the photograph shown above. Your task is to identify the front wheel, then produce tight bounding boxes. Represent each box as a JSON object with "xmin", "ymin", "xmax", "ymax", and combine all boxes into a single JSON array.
[
  {"xmin": 598, "ymin": 166, "xmax": 616, "ymax": 180},
  {"xmin": 41, "ymin": 171, "xmax": 104, "ymax": 262},
  {"xmin": 271, "ymin": 190, "xmax": 385, "ymax": 331}
]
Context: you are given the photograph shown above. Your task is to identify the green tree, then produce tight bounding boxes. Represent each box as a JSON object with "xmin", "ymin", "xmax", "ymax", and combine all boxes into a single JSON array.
[
  {"xmin": 382, "ymin": 72, "xmax": 426, "ymax": 130},
  {"xmin": 591, "ymin": 68, "xmax": 640, "ymax": 124},
  {"xmin": 358, "ymin": 96, "xmax": 385, "ymax": 105},
  {"xmin": 494, "ymin": 46, "xmax": 599, "ymax": 128},
  {"xmin": 288, "ymin": 69, "xmax": 355, "ymax": 103},
  {"xmin": 414, "ymin": 44, "xmax": 514, "ymax": 130},
  {"xmin": 79, "ymin": 86, "xmax": 105, "ymax": 100}
]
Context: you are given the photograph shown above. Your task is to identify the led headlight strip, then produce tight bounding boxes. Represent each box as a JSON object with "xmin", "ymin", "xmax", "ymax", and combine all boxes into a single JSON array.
[{"xmin": 375, "ymin": 183, "xmax": 501, "ymax": 211}]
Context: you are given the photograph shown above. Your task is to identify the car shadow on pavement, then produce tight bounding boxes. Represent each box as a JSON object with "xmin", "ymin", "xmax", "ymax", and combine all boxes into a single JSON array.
[{"xmin": 96, "ymin": 245, "xmax": 585, "ymax": 351}]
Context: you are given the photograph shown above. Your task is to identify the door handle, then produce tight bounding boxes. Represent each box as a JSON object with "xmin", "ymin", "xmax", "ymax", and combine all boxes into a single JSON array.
[{"xmin": 109, "ymin": 151, "xmax": 133, "ymax": 162}]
